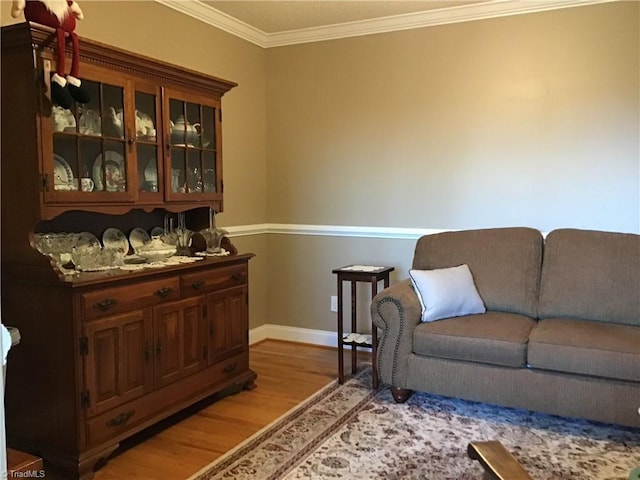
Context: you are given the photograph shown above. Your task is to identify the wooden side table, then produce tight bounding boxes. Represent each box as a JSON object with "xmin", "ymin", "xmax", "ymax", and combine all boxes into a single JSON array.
[{"xmin": 332, "ymin": 265, "xmax": 394, "ymax": 389}]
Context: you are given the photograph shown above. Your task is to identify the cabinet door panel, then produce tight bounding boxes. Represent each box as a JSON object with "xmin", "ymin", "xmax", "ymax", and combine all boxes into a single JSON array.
[
  {"xmin": 43, "ymin": 63, "xmax": 136, "ymax": 203},
  {"xmin": 227, "ymin": 289, "xmax": 248, "ymax": 355},
  {"xmin": 154, "ymin": 296, "xmax": 206, "ymax": 389},
  {"xmin": 206, "ymin": 286, "xmax": 248, "ymax": 364},
  {"xmin": 163, "ymin": 88, "xmax": 222, "ymax": 203},
  {"xmin": 183, "ymin": 303, "xmax": 206, "ymax": 372},
  {"xmin": 83, "ymin": 309, "xmax": 153, "ymax": 418},
  {"xmin": 208, "ymin": 293, "xmax": 227, "ymax": 361}
]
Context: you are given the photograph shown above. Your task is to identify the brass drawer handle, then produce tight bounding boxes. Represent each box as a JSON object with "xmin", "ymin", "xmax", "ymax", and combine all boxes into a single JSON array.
[
  {"xmin": 154, "ymin": 287, "xmax": 173, "ymax": 298},
  {"xmin": 94, "ymin": 298, "xmax": 117, "ymax": 311},
  {"xmin": 106, "ymin": 410, "xmax": 135, "ymax": 428},
  {"xmin": 223, "ymin": 363, "xmax": 237, "ymax": 374},
  {"xmin": 191, "ymin": 280, "xmax": 205, "ymax": 290}
]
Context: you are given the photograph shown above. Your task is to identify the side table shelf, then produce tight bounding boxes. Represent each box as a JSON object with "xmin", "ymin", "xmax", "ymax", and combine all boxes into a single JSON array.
[{"xmin": 332, "ymin": 265, "xmax": 394, "ymax": 389}]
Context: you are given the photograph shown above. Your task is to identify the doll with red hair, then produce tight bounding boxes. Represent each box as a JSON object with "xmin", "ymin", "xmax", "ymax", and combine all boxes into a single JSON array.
[{"xmin": 11, "ymin": 0, "xmax": 90, "ymax": 108}]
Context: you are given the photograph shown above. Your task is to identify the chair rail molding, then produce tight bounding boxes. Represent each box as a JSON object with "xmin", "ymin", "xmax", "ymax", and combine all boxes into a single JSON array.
[{"xmin": 225, "ymin": 223, "xmax": 444, "ymax": 240}]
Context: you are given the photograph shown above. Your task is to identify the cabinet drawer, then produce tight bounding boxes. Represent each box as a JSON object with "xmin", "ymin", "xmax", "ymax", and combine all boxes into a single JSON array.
[
  {"xmin": 81, "ymin": 277, "xmax": 181, "ymax": 320},
  {"xmin": 181, "ymin": 264, "xmax": 247, "ymax": 296}
]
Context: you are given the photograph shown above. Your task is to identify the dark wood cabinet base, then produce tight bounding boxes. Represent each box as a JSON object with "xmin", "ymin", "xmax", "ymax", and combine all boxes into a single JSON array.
[{"xmin": 15, "ymin": 369, "xmax": 258, "ymax": 480}]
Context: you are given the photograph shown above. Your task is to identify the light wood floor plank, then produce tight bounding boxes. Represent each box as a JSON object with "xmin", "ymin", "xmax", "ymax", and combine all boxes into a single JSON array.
[{"xmin": 92, "ymin": 340, "xmax": 367, "ymax": 480}]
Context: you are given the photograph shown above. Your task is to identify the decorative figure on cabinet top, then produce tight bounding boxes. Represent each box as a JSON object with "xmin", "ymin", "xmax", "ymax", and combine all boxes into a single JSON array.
[{"xmin": 11, "ymin": 0, "xmax": 90, "ymax": 109}]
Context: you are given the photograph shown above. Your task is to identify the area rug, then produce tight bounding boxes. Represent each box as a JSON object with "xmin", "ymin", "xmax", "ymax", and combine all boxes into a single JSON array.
[{"xmin": 189, "ymin": 365, "xmax": 639, "ymax": 480}]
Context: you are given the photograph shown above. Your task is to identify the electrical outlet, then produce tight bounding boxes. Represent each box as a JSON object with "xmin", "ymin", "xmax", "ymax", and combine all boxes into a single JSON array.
[{"xmin": 330, "ymin": 295, "xmax": 338, "ymax": 312}]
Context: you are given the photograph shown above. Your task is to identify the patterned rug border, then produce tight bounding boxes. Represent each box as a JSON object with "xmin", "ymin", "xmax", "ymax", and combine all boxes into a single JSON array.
[{"xmin": 188, "ymin": 365, "xmax": 375, "ymax": 480}]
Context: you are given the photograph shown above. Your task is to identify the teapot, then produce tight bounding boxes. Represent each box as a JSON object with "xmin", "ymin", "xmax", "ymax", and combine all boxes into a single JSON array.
[
  {"xmin": 170, "ymin": 116, "xmax": 202, "ymax": 145},
  {"xmin": 111, "ymin": 108, "xmax": 155, "ymax": 139}
]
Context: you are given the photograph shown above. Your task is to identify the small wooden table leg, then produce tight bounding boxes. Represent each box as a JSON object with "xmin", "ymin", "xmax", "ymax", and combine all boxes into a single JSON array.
[
  {"xmin": 371, "ymin": 279, "xmax": 379, "ymax": 389},
  {"xmin": 337, "ymin": 275, "xmax": 344, "ymax": 384},
  {"xmin": 350, "ymin": 280, "xmax": 357, "ymax": 374}
]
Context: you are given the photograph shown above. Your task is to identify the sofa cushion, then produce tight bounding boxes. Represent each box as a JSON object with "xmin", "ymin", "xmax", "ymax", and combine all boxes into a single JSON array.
[
  {"xmin": 413, "ymin": 311, "xmax": 536, "ymax": 367},
  {"xmin": 538, "ymin": 229, "xmax": 640, "ymax": 327},
  {"xmin": 412, "ymin": 228, "xmax": 543, "ymax": 319},
  {"xmin": 528, "ymin": 318, "xmax": 640, "ymax": 382},
  {"xmin": 409, "ymin": 265, "xmax": 486, "ymax": 323}
]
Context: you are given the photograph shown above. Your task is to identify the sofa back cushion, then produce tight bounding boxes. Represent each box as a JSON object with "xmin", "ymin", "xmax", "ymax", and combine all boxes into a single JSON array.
[
  {"xmin": 412, "ymin": 227, "xmax": 543, "ymax": 318},
  {"xmin": 538, "ymin": 229, "xmax": 640, "ymax": 326}
]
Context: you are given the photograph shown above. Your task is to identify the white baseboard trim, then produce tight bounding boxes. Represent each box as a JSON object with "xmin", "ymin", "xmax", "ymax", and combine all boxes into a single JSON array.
[
  {"xmin": 249, "ymin": 323, "xmax": 374, "ymax": 354},
  {"xmin": 249, "ymin": 324, "xmax": 338, "ymax": 347}
]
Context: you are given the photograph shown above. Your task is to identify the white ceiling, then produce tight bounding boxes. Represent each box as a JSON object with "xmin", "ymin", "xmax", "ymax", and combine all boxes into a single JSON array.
[{"xmin": 156, "ymin": 0, "xmax": 613, "ymax": 47}]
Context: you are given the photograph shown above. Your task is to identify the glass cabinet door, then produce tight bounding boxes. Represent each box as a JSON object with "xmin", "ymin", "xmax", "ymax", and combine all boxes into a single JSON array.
[
  {"xmin": 45, "ymin": 72, "xmax": 134, "ymax": 202},
  {"xmin": 134, "ymin": 89, "xmax": 162, "ymax": 199},
  {"xmin": 164, "ymin": 89, "xmax": 221, "ymax": 203}
]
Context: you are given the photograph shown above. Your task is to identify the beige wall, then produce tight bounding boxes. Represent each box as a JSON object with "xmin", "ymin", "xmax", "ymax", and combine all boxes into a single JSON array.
[
  {"xmin": 265, "ymin": 1, "xmax": 639, "ymax": 334},
  {"xmin": 2, "ymin": 2, "xmax": 638, "ymax": 336},
  {"xmin": 266, "ymin": 2, "xmax": 639, "ymax": 232}
]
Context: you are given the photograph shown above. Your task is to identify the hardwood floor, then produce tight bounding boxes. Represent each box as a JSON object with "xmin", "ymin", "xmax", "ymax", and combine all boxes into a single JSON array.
[{"xmin": 92, "ymin": 340, "xmax": 369, "ymax": 480}]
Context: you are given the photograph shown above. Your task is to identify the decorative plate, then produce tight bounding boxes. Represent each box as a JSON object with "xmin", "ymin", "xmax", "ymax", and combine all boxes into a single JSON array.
[
  {"xmin": 129, "ymin": 227, "xmax": 150, "ymax": 253},
  {"xmin": 102, "ymin": 227, "xmax": 129, "ymax": 254},
  {"xmin": 74, "ymin": 231, "xmax": 100, "ymax": 251},
  {"xmin": 53, "ymin": 154, "xmax": 74, "ymax": 186},
  {"xmin": 93, "ymin": 151, "xmax": 125, "ymax": 192}
]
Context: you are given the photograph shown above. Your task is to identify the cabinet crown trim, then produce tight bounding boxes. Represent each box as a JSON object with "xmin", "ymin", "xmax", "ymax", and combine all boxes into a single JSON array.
[{"xmin": 2, "ymin": 22, "xmax": 237, "ymax": 96}]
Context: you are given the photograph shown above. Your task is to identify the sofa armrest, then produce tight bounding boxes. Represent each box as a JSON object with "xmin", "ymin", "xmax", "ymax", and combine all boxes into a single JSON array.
[{"xmin": 371, "ymin": 279, "xmax": 422, "ymax": 388}]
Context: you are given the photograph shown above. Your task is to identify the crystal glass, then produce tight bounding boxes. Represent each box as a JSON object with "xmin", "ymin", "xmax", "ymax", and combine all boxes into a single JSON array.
[
  {"xmin": 199, "ymin": 207, "xmax": 228, "ymax": 254},
  {"xmin": 33, "ymin": 232, "xmax": 79, "ymax": 265}
]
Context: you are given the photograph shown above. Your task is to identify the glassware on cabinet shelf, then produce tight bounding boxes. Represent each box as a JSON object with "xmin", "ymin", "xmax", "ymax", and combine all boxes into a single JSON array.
[
  {"xmin": 171, "ymin": 168, "xmax": 185, "ymax": 193},
  {"xmin": 33, "ymin": 232, "xmax": 79, "ymax": 266},
  {"xmin": 199, "ymin": 207, "xmax": 228, "ymax": 255},
  {"xmin": 174, "ymin": 212, "xmax": 194, "ymax": 256},
  {"xmin": 187, "ymin": 166, "xmax": 203, "ymax": 193}
]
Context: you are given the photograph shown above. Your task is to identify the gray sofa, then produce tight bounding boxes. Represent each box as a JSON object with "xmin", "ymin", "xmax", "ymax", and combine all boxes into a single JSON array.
[{"xmin": 371, "ymin": 227, "xmax": 640, "ymax": 427}]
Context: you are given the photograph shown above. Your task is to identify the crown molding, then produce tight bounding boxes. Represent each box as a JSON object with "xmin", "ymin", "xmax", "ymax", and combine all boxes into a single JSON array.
[
  {"xmin": 155, "ymin": 0, "xmax": 266, "ymax": 46},
  {"xmin": 155, "ymin": 0, "xmax": 614, "ymax": 48}
]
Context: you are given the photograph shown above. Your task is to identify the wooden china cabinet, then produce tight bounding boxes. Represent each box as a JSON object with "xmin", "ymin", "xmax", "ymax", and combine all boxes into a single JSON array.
[{"xmin": 1, "ymin": 22, "xmax": 256, "ymax": 480}]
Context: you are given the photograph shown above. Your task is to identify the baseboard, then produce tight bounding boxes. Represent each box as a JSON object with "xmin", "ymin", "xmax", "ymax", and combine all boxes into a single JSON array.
[
  {"xmin": 249, "ymin": 324, "xmax": 374, "ymax": 353},
  {"xmin": 249, "ymin": 324, "xmax": 338, "ymax": 347}
]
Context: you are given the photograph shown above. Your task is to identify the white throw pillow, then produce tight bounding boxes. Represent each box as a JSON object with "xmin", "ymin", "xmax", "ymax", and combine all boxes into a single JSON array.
[{"xmin": 409, "ymin": 264, "xmax": 486, "ymax": 322}]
